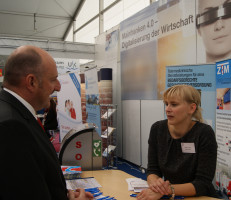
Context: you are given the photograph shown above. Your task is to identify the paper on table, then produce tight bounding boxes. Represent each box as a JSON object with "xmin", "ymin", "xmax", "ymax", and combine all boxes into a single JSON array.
[
  {"xmin": 126, "ymin": 178, "xmax": 148, "ymax": 192},
  {"xmin": 66, "ymin": 177, "xmax": 102, "ymax": 190}
]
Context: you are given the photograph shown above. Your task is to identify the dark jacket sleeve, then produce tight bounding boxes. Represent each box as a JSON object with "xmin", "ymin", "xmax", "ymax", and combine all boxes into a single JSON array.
[
  {"xmin": 147, "ymin": 122, "xmax": 163, "ymax": 178},
  {"xmin": 0, "ymin": 120, "xmax": 67, "ymax": 200},
  {"xmin": 191, "ymin": 125, "xmax": 218, "ymax": 197}
]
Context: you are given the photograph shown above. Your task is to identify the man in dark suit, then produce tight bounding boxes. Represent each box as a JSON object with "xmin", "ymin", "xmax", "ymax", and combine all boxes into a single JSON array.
[{"xmin": 0, "ymin": 46, "xmax": 93, "ymax": 200}]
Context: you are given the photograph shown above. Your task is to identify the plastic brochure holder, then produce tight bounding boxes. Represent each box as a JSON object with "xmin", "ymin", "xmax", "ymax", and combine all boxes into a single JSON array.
[
  {"xmin": 101, "ymin": 127, "xmax": 115, "ymax": 138},
  {"xmin": 101, "ymin": 108, "xmax": 116, "ymax": 119},
  {"xmin": 100, "ymin": 104, "xmax": 117, "ymax": 169},
  {"xmin": 102, "ymin": 145, "xmax": 116, "ymax": 157}
]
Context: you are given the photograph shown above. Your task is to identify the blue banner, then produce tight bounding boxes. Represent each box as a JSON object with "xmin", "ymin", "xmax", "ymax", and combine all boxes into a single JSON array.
[
  {"xmin": 216, "ymin": 59, "xmax": 231, "ymax": 88},
  {"xmin": 166, "ymin": 64, "xmax": 216, "ymax": 130},
  {"xmin": 69, "ymin": 73, "xmax": 81, "ymax": 96},
  {"xmin": 215, "ymin": 59, "xmax": 231, "ymax": 200},
  {"xmin": 86, "ymin": 102, "xmax": 101, "ymax": 136},
  {"xmin": 85, "ymin": 68, "xmax": 101, "ymax": 136}
]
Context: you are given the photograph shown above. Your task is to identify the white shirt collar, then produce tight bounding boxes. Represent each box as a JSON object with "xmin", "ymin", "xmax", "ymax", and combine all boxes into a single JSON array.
[{"xmin": 3, "ymin": 88, "xmax": 37, "ymax": 119}]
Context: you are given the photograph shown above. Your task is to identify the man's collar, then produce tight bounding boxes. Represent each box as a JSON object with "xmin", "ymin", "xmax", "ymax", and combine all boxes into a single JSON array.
[{"xmin": 3, "ymin": 88, "xmax": 37, "ymax": 119}]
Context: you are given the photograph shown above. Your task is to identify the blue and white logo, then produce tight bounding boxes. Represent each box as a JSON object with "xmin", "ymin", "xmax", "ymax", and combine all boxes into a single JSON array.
[
  {"xmin": 217, "ymin": 62, "xmax": 229, "ymax": 76},
  {"xmin": 216, "ymin": 59, "xmax": 231, "ymax": 88}
]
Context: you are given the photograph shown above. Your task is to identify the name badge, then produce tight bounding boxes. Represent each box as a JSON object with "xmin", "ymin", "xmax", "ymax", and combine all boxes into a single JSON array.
[{"xmin": 181, "ymin": 143, "xmax": 196, "ymax": 153}]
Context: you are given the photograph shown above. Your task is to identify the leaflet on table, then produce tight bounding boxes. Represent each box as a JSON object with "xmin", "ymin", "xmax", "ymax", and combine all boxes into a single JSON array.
[
  {"xmin": 101, "ymin": 109, "xmax": 116, "ymax": 119},
  {"xmin": 102, "ymin": 145, "xmax": 116, "ymax": 157},
  {"xmin": 61, "ymin": 166, "xmax": 82, "ymax": 173},
  {"xmin": 61, "ymin": 166, "xmax": 82, "ymax": 179},
  {"xmin": 85, "ymin": 187, "xmax": 116, "ymax": 200},
  {"xmin": 126, "ymin": 178, "xmax": 148, "ymax": 193},
  {"xmin": 66, "ymin": 177, "xmax": 102, "ymax": 190},
  {"xmin": 101, "ymin": 127, "xmax": 115, "ymax": 138}
]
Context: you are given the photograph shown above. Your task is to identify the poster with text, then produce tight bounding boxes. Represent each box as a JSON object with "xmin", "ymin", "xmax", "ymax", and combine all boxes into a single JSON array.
[
  {"xmin": 215, "ymin": 59, "xmax": 231, "ymax": 198},
  {"xmin": 85, "ymin": 68, "xmax": 101, "ymax": 136},
  {"xmin": 57, "ymin": 73, "xmax": 82, "ymax": 141},
  {"xmin": 166, "ymin": 64, "xmax": 216, "ymax": 130},
  {"xmin": 120, "ymin": 0, "xmax": 196, "ymax": 100},
  {"xmin": 54, "ymin": 58, "xmax": 80, "ymax": 75}
]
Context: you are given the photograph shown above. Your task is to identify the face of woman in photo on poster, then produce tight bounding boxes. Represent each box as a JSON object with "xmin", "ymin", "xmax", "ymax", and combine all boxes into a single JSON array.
[{"xmin": 197, "ymin": 0, "xmax": 231, "ymax": 63}]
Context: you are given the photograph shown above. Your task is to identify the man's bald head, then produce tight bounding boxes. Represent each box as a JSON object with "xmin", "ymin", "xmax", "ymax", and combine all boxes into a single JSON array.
[{"xmin": 3, "ymin": 46, "xmax": 45, "ymax": 87}]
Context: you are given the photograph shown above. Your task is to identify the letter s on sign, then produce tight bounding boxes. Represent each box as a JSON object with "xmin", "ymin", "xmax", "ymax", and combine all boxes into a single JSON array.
[{"xmin": 76, "ymin": 141, "xmax": 82, "ymax": 148}]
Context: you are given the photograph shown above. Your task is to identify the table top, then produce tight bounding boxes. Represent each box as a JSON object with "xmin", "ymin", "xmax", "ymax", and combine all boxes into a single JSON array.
[{"xmin": 81, "ymin": 170, "xmax": 220, "ymax": 200}]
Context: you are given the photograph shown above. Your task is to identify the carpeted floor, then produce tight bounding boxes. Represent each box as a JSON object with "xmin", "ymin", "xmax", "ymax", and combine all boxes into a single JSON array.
[{"xmin": 116, "ymin": 157, "xmax": 147, "ymax": 180}]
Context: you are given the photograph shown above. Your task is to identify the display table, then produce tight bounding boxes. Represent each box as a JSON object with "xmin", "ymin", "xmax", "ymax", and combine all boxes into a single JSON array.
[{"xmin": 81, "ymin": 170, "xmax": 220, "ymax": 200}]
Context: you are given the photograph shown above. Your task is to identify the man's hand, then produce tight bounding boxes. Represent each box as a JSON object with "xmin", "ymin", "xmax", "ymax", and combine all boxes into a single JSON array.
[{"xmin": 67, "ymin": 189, "xmax": 94, "ymax": 200}]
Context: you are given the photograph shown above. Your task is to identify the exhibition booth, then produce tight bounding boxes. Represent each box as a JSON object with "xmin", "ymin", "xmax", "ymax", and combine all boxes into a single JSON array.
[{"xmin": 0, "ymin": 0, "xmax": 231, "ymax": 199}]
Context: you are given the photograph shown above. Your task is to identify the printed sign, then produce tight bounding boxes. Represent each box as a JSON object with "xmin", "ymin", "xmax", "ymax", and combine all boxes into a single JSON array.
[
  {"xmin": 57, "ymin": 73, "xmax": 82, "ymax": 141},
  {"xmin": 166, "ymin": 64, "xmax": 216, "ymax": 130},
  {"xmin": 215, "ymin": 59, "xmax": 231, "ymax": 199},
  {"xmin": 92, "ymin": 140, "xmax": 102, "ymax": 157}
]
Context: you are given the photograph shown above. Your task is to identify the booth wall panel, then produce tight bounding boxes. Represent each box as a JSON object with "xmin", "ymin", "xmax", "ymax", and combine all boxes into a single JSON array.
[
  {"xmin": 122, "ymin": 100, "xmax": 141, "ymax": 166},
  {"xmin": 141, "ymin": 100, "xmax": 164, "ymax": 169}
]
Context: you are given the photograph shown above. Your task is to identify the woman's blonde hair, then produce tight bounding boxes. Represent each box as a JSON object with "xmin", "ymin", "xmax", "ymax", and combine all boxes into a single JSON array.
[{"xmin": 163, "ymin": 84, "xmax": 203, "ymax": 122}]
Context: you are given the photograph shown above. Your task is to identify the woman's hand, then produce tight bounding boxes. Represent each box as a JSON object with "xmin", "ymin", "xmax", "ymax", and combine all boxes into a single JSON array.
[
  {"xmin": 137, "ymin": 188, "xmax": 163, "ymax": 200},
  {"xmin": 149, "ymin": 178, "xmax": 171, "ymax": 195}
]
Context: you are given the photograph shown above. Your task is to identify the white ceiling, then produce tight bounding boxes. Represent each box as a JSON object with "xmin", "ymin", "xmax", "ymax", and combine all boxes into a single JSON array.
[{"xmin": 0, "ymin": 0, "xmax": 85, "ymax": 41}]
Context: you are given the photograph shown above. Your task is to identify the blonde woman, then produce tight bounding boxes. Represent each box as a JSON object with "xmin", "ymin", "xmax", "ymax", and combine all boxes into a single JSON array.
[{"xmin": 138, "ymin": 85, "xmax": 218, "ymax": 199}]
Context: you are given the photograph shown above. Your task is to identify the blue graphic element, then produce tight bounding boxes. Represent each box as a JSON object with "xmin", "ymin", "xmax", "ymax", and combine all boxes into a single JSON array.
[
  {"xmin": 69, "ymin": 73, "xmax": 81, "ymax": 96},
  {"xmin": 216, "ymin": 59, "xmax": 231, "ymax": 88},
  {"xmin": 166, "ymin": 64, "xmax": 216, "ymax": 91},
  {"xmin": 166, "ymin": 64, "xmax": 216, "ymax": 130},
  {"xmin": 64, "ymin": 166, "xmax": 81, "ymax": 173},
  {"xmin": 85, "ymin": 76, "xmax": 88, "ymax": 89},
  {"xmin": 86, "ymin": 103, "xmax": 101, "ymax": 135}
]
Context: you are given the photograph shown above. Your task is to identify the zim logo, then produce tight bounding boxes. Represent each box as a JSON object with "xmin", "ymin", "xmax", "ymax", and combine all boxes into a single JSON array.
[{"xmin": 217, "ymin": 62, "xmax": 229, "ymax": 75}]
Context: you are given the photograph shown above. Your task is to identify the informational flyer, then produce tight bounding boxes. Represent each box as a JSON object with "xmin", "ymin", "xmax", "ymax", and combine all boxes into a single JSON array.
[
  {"xmin": 57, "ymin": 73, "xmax": 82, "ymax": 141},
  {"xmin": 215, "ymin": 59, "xmax": 231, "ymax": 199},
  {"xmin": 66, "ymin": 177, "xmax": 102, "ymax": 190},
  {"xmin": 166, "ymin": 64, "xmax": 216, "ymax": 130},
  {"xmin": 85, "ymin": 67, "xmax": 101, "ymax": 136}
]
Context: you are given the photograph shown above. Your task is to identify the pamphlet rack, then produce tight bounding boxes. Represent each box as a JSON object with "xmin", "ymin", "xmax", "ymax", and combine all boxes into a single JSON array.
[{"xmin": 100, "ymin": 104, "xmax": 117, "ymax": 169}]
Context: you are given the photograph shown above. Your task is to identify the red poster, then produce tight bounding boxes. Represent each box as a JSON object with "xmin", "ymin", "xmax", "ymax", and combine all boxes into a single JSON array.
[{"xmin": 0, "ymin": 69, "xmax": 2, "ymax": 77}]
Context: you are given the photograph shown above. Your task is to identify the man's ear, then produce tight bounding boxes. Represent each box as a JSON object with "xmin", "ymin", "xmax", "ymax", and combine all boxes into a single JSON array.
[{"xmin": 25, "ymin": 74, "xmax": 38, "ymax": 92}]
